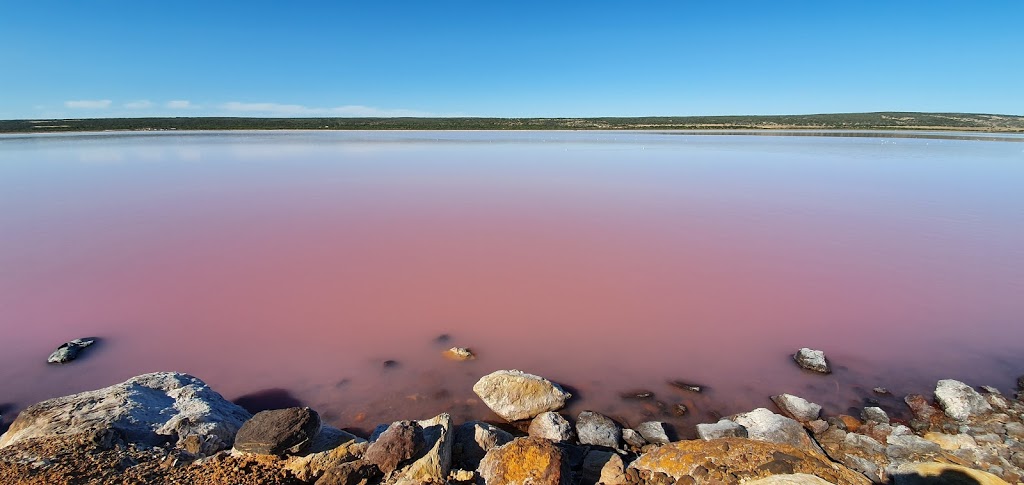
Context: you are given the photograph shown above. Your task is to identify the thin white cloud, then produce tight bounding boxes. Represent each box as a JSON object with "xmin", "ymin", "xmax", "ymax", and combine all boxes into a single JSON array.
[
  {"xmin": 125, "ymin": 100, "xmax": 154, "ymax": 109},
  {"xmin": 221, "ymin": 101, "xmax": 432, "ymax": 117},
  {"xmin": 65, "ymin": 99, "xmax": 112, "ymax": 109},
  {"xmin": 166, "ymin": 100, "xmax": 194, "ymax": 109}
]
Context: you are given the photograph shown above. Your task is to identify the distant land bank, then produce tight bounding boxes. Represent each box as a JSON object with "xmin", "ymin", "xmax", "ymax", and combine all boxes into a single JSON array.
[{"xmin": 2, "ymin": 112, "xmax": 1023, "ymax": 134}]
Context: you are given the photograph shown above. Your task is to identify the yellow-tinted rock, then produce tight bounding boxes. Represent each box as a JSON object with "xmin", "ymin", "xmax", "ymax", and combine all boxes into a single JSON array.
[
  {"xmin": 745, "ymin": 474, "xmax": 835, "ymax": 485},
  {"xmin": 444, "ymin": 347, "xmax": 476, "ymax": 361},
  {"xmin": 891, "ymin": 462, "xmax": 1008, "ymax": 485},
  {"xmin": 627, "ymin": 438, "xmax": 869, "ymax": 484},
  {"xmin": 478, "ymin": 436, "xmax": 569, "ymax": 485}
]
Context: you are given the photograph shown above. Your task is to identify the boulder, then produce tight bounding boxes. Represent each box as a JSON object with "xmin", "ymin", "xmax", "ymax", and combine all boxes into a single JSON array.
[
  {"xmin": 636, "ymin": 421, "xmax": 671, "ymax": 444},
  {"xmin": 46, "ymin": 338, "xmax": 96, "ymax": 364},
  {"xmin": 452, "ymin": 420, "xmax": 513, "ymax": 470},
  {"xmin": 478, "ymin": 436, "xmax": 570, "ymax": 485},
  {"xmin": 621, "ymin": 428, "xmax": 647, "ymax": 448},
  {"xmin": 0, "ymin": 372, "xmax": 250, "ymax": 454},
  {"xmin": 393, "ymin": 413, "xmax": 453, "ymax": 484},
  {"xmin": 732, "ymin": 408, "xmax": 821, "ymax": 452},
  {"xmin": 364, "ymin": 421, "xmax": 423, "ymax": 474},
  {"xmin": 313, "ymin": 459, "xmax": 381, "ymax": 485},
  {"xmin": 744, "ymin": 474, "xmax": 834, "ymax": 485},
  {"xmin": 861, "ymin": 407, "xmax": 889, "ymax": 424},
  {"xmin": 771, "ymin": 394, "xmax": 822, "ymax": 422},
  {"xmin": 284, "ymin": 426, "xmax": 367, "ymax": 482},
  {"xmin": 528, "ymin": 412, "xmax": 574, "ymax": 443},
  {"xmin": 581, "ymin": 450, "xmax": 627, "ymax": 485},
  {"xmin": 576, "ymin": 411, "xmax": 621, "ymax": 448},
  {"xmin": 934, "ymin": 379, "xmax": 992, "ymax": 421},
  {"xmin": 627, "ymin": 438, "xmax": 869, "ymax": 484},
  {"xmin": 696, "ymin": 419, "xmax": 747, "ymax": 440},
  {"xmin": 473, "ymin": 370, "xmax": 571, "ymax": 422},
  {"xmin": 233, "ymin": 407, "xmax": 321, "ymax": 456},
  {"xmin": 793, "ymin": 348, "xmax": 830, "ymax": 374}
]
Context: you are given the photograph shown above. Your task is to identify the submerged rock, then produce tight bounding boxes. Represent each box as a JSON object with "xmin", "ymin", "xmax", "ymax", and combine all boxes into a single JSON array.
[
  {"xmin": 793, "ymin": 348, "xmax": 830, "ymax": 374},
  {"xmin": 46, "ymin": 337, "xmax": 96, "ymax": 364},
  {"xmin": 233, "ymin": 407, "xmax": 321, "ymax": 456},
  {"xmin": 668, "ymin": 380, "xmax": 703, "ymax": 393},
  {"xmin": 0, "ymin": 372, "xmax": 250, "ymax": 455},
  {"xmin": 472, "ymin": 370, "xmax": 571, "ymax": 422},
  {"xmin": 443, "ymin": 347, "xmax": 476, "ymax": 361},
  {"xmin": 576, "ymin": 411, "xmax": 621, "ymax": 449},
  {"xmin": 478, "ymin": 436, "xmax": 570, "ymax": 485},
  {"xmin": 934, "ymin": 379, "xmax": 992, "ymax": 422},
  {"xmin": 528, "ymin": 411, "xmax": 574, "ymax": 443}
]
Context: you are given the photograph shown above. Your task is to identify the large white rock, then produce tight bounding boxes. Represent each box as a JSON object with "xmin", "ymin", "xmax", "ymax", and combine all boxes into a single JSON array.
[
  {"xmin": 793, "ymin": 348, "xmax": 830, "ymax": 374},
  {"xmin": 770, "ymin": 394, "xmax": 822, "ymax": 422},
  {"xmin": 732, "ymin": 408, "xmax": 821, "ymax": 452},
  {"xmin": 0, "ymin": 372, "xmax": 251, "ymax": 454},
  {"xmin": 934, "ymin": 379, "xmax": 992, "ymax": 422},
  {"xmin": 472, "ymin": 370, "xmax": 571, "ymax": 422}
]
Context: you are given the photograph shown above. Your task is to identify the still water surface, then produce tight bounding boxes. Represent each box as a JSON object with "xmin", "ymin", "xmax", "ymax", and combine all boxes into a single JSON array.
[{"xmin": 1, "ymin": 131, "xmax": 1022, "ymax": 435}]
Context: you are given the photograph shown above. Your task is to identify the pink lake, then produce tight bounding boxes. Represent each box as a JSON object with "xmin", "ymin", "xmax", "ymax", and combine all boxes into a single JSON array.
[{"xmin": 1, "ymin": 130, "xmax": 1023, "ymax": 436}]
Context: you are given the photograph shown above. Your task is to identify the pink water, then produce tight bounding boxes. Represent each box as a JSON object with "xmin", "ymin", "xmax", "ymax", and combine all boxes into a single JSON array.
[{"xmin": 2, "ymin": 131, "xmax": 1023, "ymax": 436}]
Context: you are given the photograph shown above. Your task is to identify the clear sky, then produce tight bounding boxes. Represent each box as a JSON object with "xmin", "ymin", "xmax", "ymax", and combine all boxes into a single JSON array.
[{"xmin": 1, "ymin": 1, "xmax": 1021, "ymax": 119}]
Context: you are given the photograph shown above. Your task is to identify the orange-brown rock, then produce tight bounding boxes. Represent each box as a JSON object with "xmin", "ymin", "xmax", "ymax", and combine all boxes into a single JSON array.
[
  {"xmin": 838, "ymin": 415, "xmax": 862, "ymax": 433},
  {"xmin": 477, "ymin": 437, "xmax": 570, "ymax": 485},
  {"xmin": 627, "ymin": 438, "xmax": 870, "ymax": 484}
]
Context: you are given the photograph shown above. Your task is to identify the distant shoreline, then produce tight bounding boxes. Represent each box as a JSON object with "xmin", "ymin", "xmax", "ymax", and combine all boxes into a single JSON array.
[{"xmin": 2, "ymin": 112, "xmax": 1024, "ymax": 135}]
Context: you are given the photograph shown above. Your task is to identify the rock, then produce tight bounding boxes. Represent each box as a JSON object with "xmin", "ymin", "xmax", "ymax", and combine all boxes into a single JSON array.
[
  {"xmin": 478, "ymin": 436, "xmax": 570, "ymax": 485},
  {"xmin": 885, "ymin": 434, "xmax": 941, "ymax": 460},
  {"xmin": 733, "ymin": 408, "xmax": 821, "ymax": 452},
  {"xmin": 744, "ymin": 474, "xmax": 834, "ymax": 485},
  {"xmin": 904, "ymin": 394, "xmax": 942, "ymax": 431},
  {"xmin": 922, "ymin": 432, "xmax": 977, "ymax": 451},
  {"xmin": 449, "ymin": 469, "xmax": 476, "ymax": 483},
  {"xmin": 0, "ymin": 372, "xmax": 250, "ymax": 454},
  {"xmin": 934, "ymin": 379, "xmax": 992, "ymax": 421},
  {"xmin": 443, "ymin": 347, "xmax": 475, "ymax": 361},
  {"xmin": 473, "ymin": 370, "xmax": 572, "ymax": 422},
  {"xmin": 627, "ymin": 438, "xmax": 869, "ymax": 484},
  {"xmin": 233, "ymin": 407, "xmax": 321, "ymax": 456},
  {"xmin": 636, "ymin": 421, "xmax": 671, "ymax": 444},
  {"xmin": 364, "ymin": 421, "xmax": 423, "ymax": 474},
  {"xmin": 837, "ymin": 415, "xmax": 862, "ymax": 432},
  {"xmin": 285, "ymin": 426, "xmax": 367, "ymax": 482},
  {"xmin": 807, "ymin": 420, "xmax": 829, "ymax": 435},
  {"xmin": 576, "ymin": 411, "xmax": 621, "ymax": 448},
  {"xmin": 619, "ymin": 389, "xmax": 655, "ymax": 400},
  {"xmin": 528, "ymin": 412, "xmax": 574, "ymax": 443},
  {"xmin": 861, "ymin": 406, "xmax": 889, "ymax": 424},
  {"xmin": 392, "ymin": 413, "xmax": 453, "ymax": 484},
  {"xmin": 382, "ymin": 360, "xmax": 399, "ymax": 368},
  {"xmin": 622, "ymin": 428, "xmax": 647, "ymax": 448},
  {"xmin": 890, "ymin": 462, "xmax": 1009, "ymax": 485},
  {"xmin": 582, "ymin": 450, "xmax": 627, "ymax": 485},
  {"xmin": 696, "ymin": 419, "xmax": 747, "ymax": 440},
  {"xmin": 873, "ymin": 387, "xmax": 891, "ymax": 395},
  {"xmin": 46, "ymin": 337, "xmax": 96, "ymax": 364},
  {"xmin": 668, "ymin": 381, "xmax": 703, "ymax": 393},
  {"xmin": 770, "ymin": 394, "xmax": 822, "ymax": 422},
  {"xmin": 452, "ymin": 420, "xmax": 512, "ymax": 470},
  {"xmin": 793, "ymin": 348, "xmax": 830, "ymax": 374},
  {"xmin": 313, "ymin": 459, "xmax": 381, "ymax": 485}
]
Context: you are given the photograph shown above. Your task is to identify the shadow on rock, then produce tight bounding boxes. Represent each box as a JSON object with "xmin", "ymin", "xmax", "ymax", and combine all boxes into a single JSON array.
[
  {"xmin": 0, "ymin": 402, "xmax": 14, "ymax": 434},
  {"xmin": 232, "ymin": 388, "xmax": 305, "ymax": 414},
  {"xmin": 890, "ymin": 470, "xmax": 983, "ymax": 484}
]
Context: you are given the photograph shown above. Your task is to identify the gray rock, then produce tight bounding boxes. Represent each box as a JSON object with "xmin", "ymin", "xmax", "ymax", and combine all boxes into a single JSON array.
[
  {"xmin": 732, "ymin": 408, "xmax": 821, "ymax": 452},
  {"xmin": 861, "ymin": 406, "xmax": 889, "ymax": 424},
  {"xmin": 392, "ymin": 413, "xmax": 453, "ymax": 485},
  {"xmin": 807, "ymin": 419, "xmax": 829, "ymax": 435},
  {"xmin": 1005, "ymin": 422, "xmax": 1024, "ymax": 440},
  {"xmin": 233, "ymin": 407, "xmax": 321, "ymax": 456},
  {"xmin": 364, "ymin": 421, "xmax": 423, "ymax": 474},
  {"xmin": 581, "ymin": 450, "xmax": 627, "ymax": 485},
  {"xmin": 46, "ymin": 338, "xmax": 96, "ymax": 364},
  {"xmin": 636, "ymin": 421, "xmax": 670, "ymax": 445},
  {"xmin": 793, "ymin": 348, "xmax": 830, "ymax": 374},
  {"xmin": 452, "ymin": 420, "xmax": 512, "ymax": 470},
  {"xmin": 0, "ymin": 372, "xmax": 250, "ymax": 454},
  {"xmin": 934, "ymin": 379, "xmax": 992, "ymax": 421},
  {"xmin": 770, "ymin": 394, "xmax": 822, "ymax": 422},
  {"xmin": 313, "ymin": 459, "xmax": 381, "ymax": 485},
  {"xmin": 696, "ymin": 419, "xmax": 747, "ymax": 440},
  {"xmin": 621, "ymin": 428, "xmax": 646, "ymax": 448},
  {"xmin": 576, "ymin": 411, "xmax": 621, "ymax": 448},
  {"xmin": 885, "ymin": 434, "xmax": 941, "ymax": 460},
  {"xmin": 283, "ymin": 426, "xmax": 367, "ymax": 482},
  {"xmin": 472, "ymin": 370, "xmax": 571, "ymax": 422},
  {"xmin": 844, "ymin": 433, "xmax": 886, "ymax": 455},
  {"xmin": 528, "ymin": 412, "xmax": 574, "ymax": 443}
]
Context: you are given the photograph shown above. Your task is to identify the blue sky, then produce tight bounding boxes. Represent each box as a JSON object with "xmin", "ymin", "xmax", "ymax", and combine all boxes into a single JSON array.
[{"xmin": 1, "ymin": 1, "xmax": 1021, "ymax": 119}]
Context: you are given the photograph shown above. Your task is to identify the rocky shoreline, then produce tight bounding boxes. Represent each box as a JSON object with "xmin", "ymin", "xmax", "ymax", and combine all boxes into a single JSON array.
[{"xmin": 2, "ymin": 362, "xmax": 1023, "ymax": 484}]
